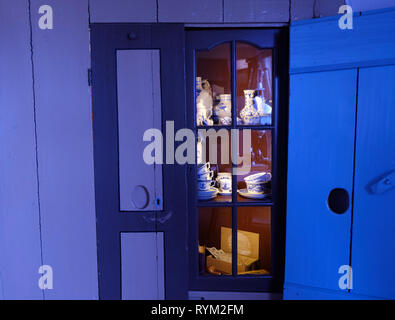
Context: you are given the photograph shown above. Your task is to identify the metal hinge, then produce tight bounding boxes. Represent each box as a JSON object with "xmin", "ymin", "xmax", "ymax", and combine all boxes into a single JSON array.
[{"xmin": 88, "ymin": 68, "xmax": 93, "ymax": 86}]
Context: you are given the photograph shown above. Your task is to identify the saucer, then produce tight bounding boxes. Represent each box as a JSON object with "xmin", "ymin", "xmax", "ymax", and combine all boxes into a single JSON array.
[
  {"xmin": 198, "ymin": 187, "xmax": 218, "ymax": 200},
  {"xmin": 198, "ymin": 187, "xmax": 218, "ymax": 195},
  {"xmin": 237, "ymin": 188, "xmax": 270, "ymax": 200},
  {"xmin": 218, "ymin": 190, "xmax": 232, "ymax": 196}
]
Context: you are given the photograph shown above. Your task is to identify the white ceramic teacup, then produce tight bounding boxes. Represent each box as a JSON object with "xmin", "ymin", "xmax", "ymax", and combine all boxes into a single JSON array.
[
  {"xmin": 244, "ymin": 172, "xmax": 271, "ymax": 183},
  {"xmin": 216, "ymin": 173, "xmax": 232, "ymax": 193},
  {"xmin": 197, "ymin": 180, "xmax": 215, "ymax": 191},
  {"xmin": 198, "ymin": 170, "xmax": 213, "ymax": 181},
  {"xmin": 197, "ymin": 162, "xmax": 211, "ymax": 175},
  {"xmin": 244, "ymin": 172, "xmax": 271, "ymax": 194}
]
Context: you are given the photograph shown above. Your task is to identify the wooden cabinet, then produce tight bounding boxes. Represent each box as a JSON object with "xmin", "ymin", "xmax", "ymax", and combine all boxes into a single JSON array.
[
  {"xmin": 91, "ymin": 24, "xmax": 188, "ymax": 299},
  {"xmin": 186, "ymin": 29, "xmax": 288, "ymax": 292},
  {"xmin": 285, "ymin": 8, "xmax": 395, "ymax": 300}
]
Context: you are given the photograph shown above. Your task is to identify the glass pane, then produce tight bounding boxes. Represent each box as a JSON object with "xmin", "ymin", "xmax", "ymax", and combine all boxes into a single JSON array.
[
  {"xmin": 198, "ymin": 207, "xmax": 232, "ymax": 275},
  {"xmin": 236, "ymin": 130, "xmax": 272, "ymax": 202},
  {"xmin": 197, "ymin": 129, "xmax": 232, "ymax": 203},
  {"xmin": 237, "ymin": 207, "xmax": 271, "ymax": 275},
  {"xmin": 196, "ymin": 43, "xmax": 232, "ymax": 126},
  {"xmin": 236, "ymin": 42, "xmax": 272, "ymax": 126}
]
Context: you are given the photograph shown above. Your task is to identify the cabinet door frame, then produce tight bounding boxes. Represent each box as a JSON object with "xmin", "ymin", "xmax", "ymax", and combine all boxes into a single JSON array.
[{"xmin": 91, "ymin": 23, "xmax": 188, "ymax": 299}]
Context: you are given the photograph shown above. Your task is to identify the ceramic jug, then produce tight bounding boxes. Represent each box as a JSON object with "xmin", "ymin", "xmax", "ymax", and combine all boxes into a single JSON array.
[{"xmin": 213, "ymin": 94, "xmax": 231, "ymax": 124}]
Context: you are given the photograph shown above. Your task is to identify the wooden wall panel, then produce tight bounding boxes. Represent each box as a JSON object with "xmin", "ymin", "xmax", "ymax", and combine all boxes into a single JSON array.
[
  {"xmin": 0, "ymin": 0, "xmax": 43, "ymax": 300},
  {"xmin": 30, "ymin": 0, "xmax": 98, "ymax": 299},
  {"xmin": 285, "ymin": 69, "xmax": 356, "ymax": 291},
  {"xmin": 159, "ymin": 0, "xmax": 222, "ymax": 22},
  {"xmin": 352, "ymin": 66, "xmax": 395, "ymax": 299},
  {"xmin": 117, "ymin": 50, "xmax": 163, "ymax": 211},
  {"xmin": 121, "ymin": 232, "xmax": 164, "ymax": 300},
  {"xmin": 89, "ymin": 0, "xmax": 353, "ymax": 24},
  {"xmin": 284, "ymin": 283, "xmax": 383, "ymax": 300},
  {"xmin": 90, "ymin": 0, "xmax": 157, "ymax": 23},
  {"xmin": 347, "ymin": 0, "xmax": 395, "ymax": 12},
  {"xmin": 290, "ymin": 9, "xmax": 395, "ymax": 73},
  {"xmin": 291, "ymin": 0, "xmax": 345, "ymax": 21},
  {"xmin": 224, "ymin": 0, "xmax": 289, "ymax": 23},
  {"xmin": 291, "ymin": 0, "xmax": 316, "ymax": 21}
]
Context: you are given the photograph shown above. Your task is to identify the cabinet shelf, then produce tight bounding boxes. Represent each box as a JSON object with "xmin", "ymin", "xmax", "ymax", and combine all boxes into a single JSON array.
[{"xmin": 197, "ymin": 200, "xmax": 274, "ymax": 207}]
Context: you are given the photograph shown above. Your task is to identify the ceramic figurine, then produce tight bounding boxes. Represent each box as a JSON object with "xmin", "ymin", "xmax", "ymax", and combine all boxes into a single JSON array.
[
  {"xmin": 254, "ymin": 94, "xmax": 272, "ymax": 125},
  {"xmin": 196, "ymin": 78, "xmax": 213, "ymax": 125},
  {"xmin": 196, "ymin": 77, "xmax": 203, "ymax": 98}
]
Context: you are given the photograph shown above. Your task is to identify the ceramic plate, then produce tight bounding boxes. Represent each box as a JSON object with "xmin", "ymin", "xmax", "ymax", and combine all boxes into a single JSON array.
[
  {"xmin": 197, "ymin": 194, "xmax": 218, "ymax": 201},
  {"xmin": 197, "ymin": 187, "xmax": 218, "ymax": 196},
  {"xmin": 237, "ymin": 188, "xmax": 270, "ymax": 200},
  {"xmin": 198, "ymin": 191, "xmax": 218, "ymax": 201}
]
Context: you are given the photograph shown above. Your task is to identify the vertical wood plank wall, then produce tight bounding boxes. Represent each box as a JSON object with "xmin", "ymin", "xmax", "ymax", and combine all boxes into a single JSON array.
[
  {"xmin": 0, "ymin": 0, "xmax": 43, "ymax": 300},
  {"xmin": 30, "ymin": 0, "xmax": 98, "ymax": 299},
  {"xmin": 121, "ymin": 233, "xmax": 164, "ymax": 300}
]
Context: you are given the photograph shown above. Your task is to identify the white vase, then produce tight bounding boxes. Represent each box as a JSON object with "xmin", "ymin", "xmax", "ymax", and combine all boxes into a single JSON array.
[
  {"xmin": 240, "ymin": 89, "xmax": 263, "ymax": 125},
  {"xmin": 214, "ymin": 94, "xmax": 231, "ymax": 121}
]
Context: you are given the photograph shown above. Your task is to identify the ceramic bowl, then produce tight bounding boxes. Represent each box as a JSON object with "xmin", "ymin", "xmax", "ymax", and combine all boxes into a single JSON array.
[
  {"xmin": 244, "ymin": 172, "xmax": 271, "ymax": 194},
  {"xmin": 244, "ymin": 172, "xmax": 271, "ymax": 183},
  {"xmin": 245, "ymin": 181, "xmax": 267, "ymax": 194}
]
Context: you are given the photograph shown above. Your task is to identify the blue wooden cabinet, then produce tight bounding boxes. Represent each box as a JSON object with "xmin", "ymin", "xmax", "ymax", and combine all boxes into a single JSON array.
[{"xmin": 285, "ymin": 8, "xmax": 395, "ymax": 300}]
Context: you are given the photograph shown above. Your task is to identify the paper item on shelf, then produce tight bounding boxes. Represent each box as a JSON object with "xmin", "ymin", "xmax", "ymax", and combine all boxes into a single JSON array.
[{"xmin": 206, "ymin": 247, "xmax": 232, "ymax": 263}]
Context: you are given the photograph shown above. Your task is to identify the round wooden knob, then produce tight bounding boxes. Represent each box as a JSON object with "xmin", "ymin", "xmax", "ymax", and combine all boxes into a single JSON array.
[{"xmin": 131, "ymin": 185, "xmax": 149, "ymax": 209}]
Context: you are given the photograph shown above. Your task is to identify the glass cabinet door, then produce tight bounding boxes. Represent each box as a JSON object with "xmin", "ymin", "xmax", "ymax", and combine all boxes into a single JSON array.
[{"xmin": 187, "ymin": 29, "xmax": 288, "ymax": 292}]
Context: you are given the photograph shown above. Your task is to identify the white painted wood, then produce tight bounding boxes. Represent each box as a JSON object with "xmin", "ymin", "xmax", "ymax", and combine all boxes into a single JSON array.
[
  {"xmin": 30, "ymin": 0, "xmax": 98, "ymax": 299},
  {"xmin": 318, "ymin": 0, "xmax": 345, "ymax": 17},
  {"xmin": 291, "ymin": 0, "xmax": 315, "ymax": 21},
  {"xmin": 90, "ymin": 0, "xmax": 157, "ymax": 22},
  {"xmin": 291, "ymin": 0, "xmax": 345, "ymax": 21},
  {"xmin": 121, "ymin": 232, "xmax": 164, "ymax": 300},
  {"xmin": 117, "ymin": 50, "xmax": 163, "ymax": 211},
  {"xmin": 346, "ymin": 0, "xmax": 395, "ymax": 12},
  {"xmin": 189, "ymin": 291, "xmax": 282, "ymax": 300},
  {"xmin": 0, "ymin": 0, "xmax": 43, "ymax": 299},
  {"xmin": 159, "ymin": 0, "xmax": 222, "ymax": 22},
  {"xmin": 224, "ymin": 0, "xmax": 289, "ymax": 23}
]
